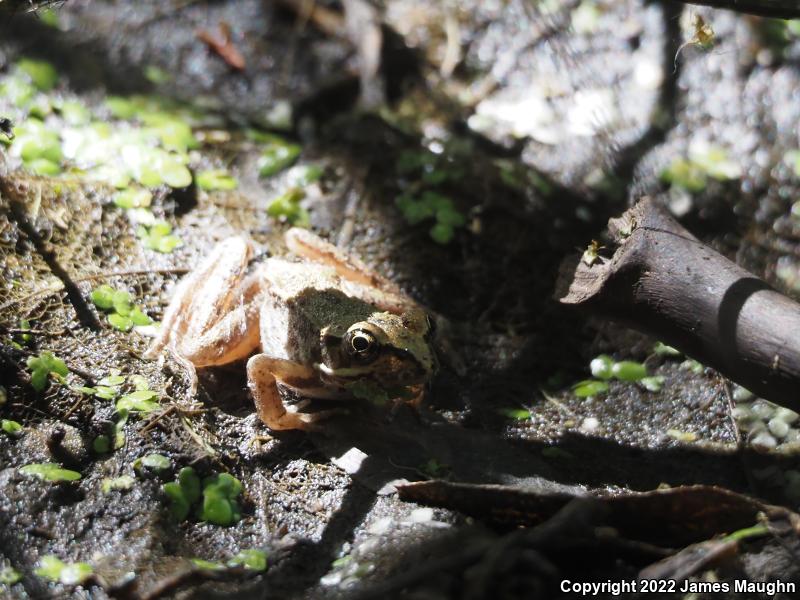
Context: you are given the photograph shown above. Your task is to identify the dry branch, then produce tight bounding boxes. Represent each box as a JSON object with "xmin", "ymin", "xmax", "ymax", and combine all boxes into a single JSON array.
[{"xmin": 557, "ymin": 197, "xmax": 800, "ymax": 412}]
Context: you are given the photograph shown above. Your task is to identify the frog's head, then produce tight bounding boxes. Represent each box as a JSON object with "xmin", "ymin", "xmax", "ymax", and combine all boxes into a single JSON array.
[{"xmin": 319, "ymin": 310, "xmax": 437, "ymax": 388}]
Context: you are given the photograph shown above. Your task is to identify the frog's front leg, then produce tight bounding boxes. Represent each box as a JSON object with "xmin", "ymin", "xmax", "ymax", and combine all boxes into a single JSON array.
[{"xmin": 247, "ymin": 354, "xmax": 338, "ymax": 430}]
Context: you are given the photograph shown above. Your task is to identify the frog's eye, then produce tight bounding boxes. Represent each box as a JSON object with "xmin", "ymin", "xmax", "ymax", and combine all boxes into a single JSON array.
[{"xmin": 344, "ymin": 329, "xmax": 379, "ymax": 361}]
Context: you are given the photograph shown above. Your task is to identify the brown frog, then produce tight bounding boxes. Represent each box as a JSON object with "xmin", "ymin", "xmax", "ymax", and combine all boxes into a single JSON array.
[{"xmin": 145, "ymin": 228, "xmax": 437, "ymax": 430}]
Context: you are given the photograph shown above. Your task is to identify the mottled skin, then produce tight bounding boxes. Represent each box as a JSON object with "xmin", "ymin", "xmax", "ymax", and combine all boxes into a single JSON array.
[{"xmin": 145, "ymin": 228, "xmax": 437, "ymax": 430}]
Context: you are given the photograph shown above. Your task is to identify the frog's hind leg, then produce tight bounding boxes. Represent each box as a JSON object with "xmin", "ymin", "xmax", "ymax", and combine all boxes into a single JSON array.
[
  {"xmin": 285, "ymin": 227, "xmax": 415, "ymax": 313},
  {"xmin": 284, "ymin": 227, "xmax": 390, "ymax": 288},
  {"xmin": 247, "ymin": 354, "xmax": 342, "ymax": 430},
  {"xmin": 146, "ymin": 237, "xmax": 262, "ymax": 392}
]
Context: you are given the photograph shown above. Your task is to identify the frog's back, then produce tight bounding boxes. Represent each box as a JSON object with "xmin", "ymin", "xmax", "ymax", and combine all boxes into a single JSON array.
[{"xmin": 259, "ymin": 258, "xmax": 377, "ymax": 364}]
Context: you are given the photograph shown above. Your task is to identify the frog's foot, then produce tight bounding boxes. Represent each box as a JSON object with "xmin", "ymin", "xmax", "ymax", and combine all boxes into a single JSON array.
[{"xmin": 247, "ymin": 354, "xmax": 340, "ymax": 431}]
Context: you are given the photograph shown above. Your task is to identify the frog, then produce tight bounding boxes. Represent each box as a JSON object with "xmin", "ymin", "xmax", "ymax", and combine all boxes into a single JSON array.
[{"xmin": 145, "ymin": 228, "xmax": 437, "ymax": 430}]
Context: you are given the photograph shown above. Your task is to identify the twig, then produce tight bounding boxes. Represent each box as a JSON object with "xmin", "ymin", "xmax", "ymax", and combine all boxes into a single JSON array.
[{"xmin": 557, "ymin": 198, "xmax": 800, "ymax": 412}]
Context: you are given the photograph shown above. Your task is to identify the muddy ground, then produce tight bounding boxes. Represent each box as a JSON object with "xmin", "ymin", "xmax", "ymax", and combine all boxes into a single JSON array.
[{"xmin": 2, "ymin": 1, "xmax": 800, "ymax": 599}]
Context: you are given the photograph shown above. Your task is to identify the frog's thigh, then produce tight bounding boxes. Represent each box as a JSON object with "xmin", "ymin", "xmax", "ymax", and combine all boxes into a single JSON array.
[
  {"xmin": 285, "ymin": 227, "xmax": 396, "ymax": 291},
  {"xmin": 146, "ymin": 237, "xmax": 253, "ymax": 358},
  {"xmin": 247, "ymin": 354, "xmax": 320, "ymax": 430},
  {"xmin": 178, "ymin": 273, "xmax": 262, "ymax": 367}
]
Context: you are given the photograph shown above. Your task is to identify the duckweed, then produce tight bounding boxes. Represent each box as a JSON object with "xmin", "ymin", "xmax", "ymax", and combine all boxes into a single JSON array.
[
  {"xmin": 137, "ymin": 220, "xmax": 184, "ymax": 253},
  {"xmin": 0, "ymin": 566, "xmax": 21, "ymax": 586},
  {"xmin": 498, "ymin": 407, "xmax": 532, "ymax": 420},
  {"xmin": 20, "ymin": 463, "xmax": 81, "ymax": 482},
  {"xmin": 35, "ymin": 556, "xmax": 93, "ymax": 585},
  {"xmin": 26, "ymin": 351, "xmax": 68, "ymax": 391},
  {"xmin": 396, "ymin": 191, "xmax": 466, "ymax": 244},
  {"xmin": 90, "ymin": 285, "xmax": 152, "ymax": 331},
  {"xmin": 611, "ymin": 360, "xmax": 648, "ymax": 382},
  {"xmin": 197, "ymin": 169, "xmax": 238, "ymax": 191},
  {"xmin": 572, "ymin": 379, "xmax": 609, "ymax": 398},
  {"xmin": 163, "ymin": 467, "xmax": 201, "ymax": 521},
  {"xmin": 575, "ymin": 355, "xmax": 660, "ymax": 398},
  {"xmin": 136, "ymin": 453, "xmax": 171, "ymax": 472},
  {"xmin": 191, "ymin": 558, "xmax": 225, "ymax": 570},
  {"xmin": 17, "ymin": 58, "xmax": 58, "ymax": 92},
  {"xmin": 589, "ymin": 354, "xmax": 614, "ymax": 379},
  {"xmin": 661, "ymin": 143, "xmax": 740, "ymax": 193},
  {"xmin": 200, "ymin": 473, "xmax": 243, "ymax": 526},
  {"xmin": 228, "ymin": 549, "xmax": 268, "ymax": 571},
  {"xmin": 267, "ymin": 187, "xmax": 309, "ymax": 226},
  {"xmin": 101, "ymin": 475, "xmax": 135, "ymax": 493},
  {"xmin": 113, "ymin": 188, "xmax": 152, "ymax": 209},
  {"xmin": 116, "ymin": 389, "xmax": 160, "ymax": 413},
  {"xmin": 255, "ymin": 134, "xmax": 301, "ymax": 177},
  {"xmin": 1, "ymin": 419, "xmax": 23, "ymax": 436}
]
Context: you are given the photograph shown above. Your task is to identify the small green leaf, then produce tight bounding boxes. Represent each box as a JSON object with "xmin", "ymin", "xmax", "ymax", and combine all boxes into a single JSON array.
[
  {"xmin": 140, "ymin": 453, "xmax": 171, "ymax": 471},
  {"xmin": 26, "ymin": 158, "xmax": 62, "ymax": 176},
  {"xmin": 0, "ymin": 565, "xmax": 22, "ymax": 585},
  {"xmin": 589, "ymin": 354, "xmax": 614, "ymax": 380},
  {"xmin": 190, "ymin": 558, "xmax": 226, "ymax": 571},
  {"xmin": 288, "ymin": 164, "xmax": 323, "ymax": 186},
  {"xmin": 201, "ymin": 496, "xmax": 234, "ymax": 526},
  {"xmin": 20, "ymin": 463, "xmax": 81, "ymax": 482},
  {"xmin": 93, "ymin": 386, "xmax": 119, "ymax": 400},
  {"xmin": 429, "ymin": 223, "xmax": 454, "ymax": 244},
  {"xmin": 26, "ymin": 351, "xmax": 68, "ymax": 391},
  {"xmin": 164, "ymin": 481, "xmax": 190, "ymax": 521},
  {"xmin": 179, "ymin": 467, "xmax": 201, "ymax": 504},
  {"xmin": 106, "ymin": 97, "xmax": 138, "ymax": 119},
  {"xmin": 639, "ymin": 376, "xmax": 665, "ymax": 392},
  {"xmin": 108, "ymin": 313, "xmax": 134, "ymax": 332},
  {"xmin": 572, "ymin": 379, "xmax": 609, "ymax": 398},
  {"xmin": 611, "ymin": 361, "xmax": 648, "ymax": 382},
  {"xmin": 267, "ymin": 187, "xmax": 309, "ymax": 226},
  {"xmin": 93, "ymin": 435, "xmax": 111, "ymax": 454},
  {"xmin": 97, "ymin": 373, "xmax": 126, "ymax": 387},
  {"xmin": 116, "ymin": 389, "xmax": 160, "ymax": 413},
  {"xmin": 144, "ymin": 65, "xmax": 171, "ymax": 85},
  {"xmin": 498, "ymin": 408, "xmax": 531, "ymax": 420},
  {"xmin": 101, "ymin": 475, "xmax": 135, "ymax": 493},
  {"xmin": 258, "ymin": 140, "xmax": 301, "ymax": 177},
  {"xmin": 1, "ymin": 420, "xmax": 23, "ymax": 436},
  {"xmin": 130, "ymin": 374, "xmax": 150, "ymax": 391},
  {"xmin": 35, "ymin": 556, "xmax": 93, "ymax": 585},
  {"xmin": 113, "ymin": 188, "xmax": 152, "ymax": 209},
  {"xmin": 90, "ymin": 285, "xmax": 115, "ymax": 310},
  {"xmin": 18, "ymin": 58, "xmax": 58, "ymax": 91},
  {"xmin": 653, "ymin": 342, "xmax": 681, "ymax": 356},
  {"xmin": 200, "ymin": 473, "xmax": 243, "ymax": 526},
  {"xmin": 130, "ymin": 306, "xmax": 152, "ymax": 326},
  {"xmin": 196, "ymin": 169, "xmax": 238, "ymax": 191},
  {"xmin": 228, "ymin": 549, "xmax": 267, "ymax": 571}
]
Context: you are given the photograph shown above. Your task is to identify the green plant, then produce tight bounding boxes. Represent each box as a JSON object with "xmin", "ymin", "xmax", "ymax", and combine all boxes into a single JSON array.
[
  {"xmin": 197, "ymin": 169, "xmax": 238, "ymax": 191},
  {"xmin": 137, "ymin": 221, "xmax": 183, "ymax": 254},
  {"xmin": 34, "ymin": 556, "xmax": 92, "ymax": 585},
  {"xmin": 90, "ymin": 285, "xmax": 152, "ymax": 331},
  {"xmin": 26, "ymin": 351, "xmax": 68, "ymax": 391},
  {"xmin": 1, "ymin": 420, "xmax": 23, "ymax": 436},
  {"xmin": 0, "ymin": 565, "xmax": 21, "ymax": 586},
  {"xmin": 20, "ymin": 463, "xmax": 81, "ymax": 482},
  {"xmin": 200, "ymin": 473, "xmax": 243, "ymax": 526},
  {"xmin": 267, "ymin": 187, "xmax": 309, "ymax": 227}
]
